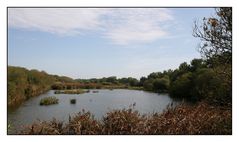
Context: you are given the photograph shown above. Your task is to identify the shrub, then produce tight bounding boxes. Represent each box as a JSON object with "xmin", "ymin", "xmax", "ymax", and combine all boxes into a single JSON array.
[{"xmin": 70, "ymin": 99, "xmax": 76, "ymax": 104}]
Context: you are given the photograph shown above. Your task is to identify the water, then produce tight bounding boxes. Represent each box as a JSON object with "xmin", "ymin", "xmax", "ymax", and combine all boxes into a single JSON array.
[{"xmin": 8, "ymin": 89, "xmax": 178, "ymax": 133}]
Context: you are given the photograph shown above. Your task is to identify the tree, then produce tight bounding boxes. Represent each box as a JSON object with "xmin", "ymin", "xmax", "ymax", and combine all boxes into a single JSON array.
[
  {"xmin": 148, "ymin": 72, "xmax": 164, "ymax": 79},
  {"xmin": 143, "ymin": 79, "xmax": 154, "ymax": 91},
  {"xmin": 139, "ymin": 77, "xmax": 147, "ymax": 86},
  {"xmin": 193, "ymin": 68, "xmax": 231, "ymax": 105},
  {"xmin": 8, "ymin": 66, "xmax": 56, "ymax": 107},
  {"xmin": 106, "ymin": 76, "xmax": 117, "ymax": 84},
  {"xmin": 193, "ymin": 8, "xmax": 232, "ymax": 76},
  {"xmin": 127, "ymin": 77, "xmax": 139, "ymax": 86},
  {"xmin": 169, "ymin": 72, "xmax": 193, "ymax": 99},
  {"xmin": 190, "ymin": 58, "xmax": 206, "ymax": 72},
  {"xmin": 152, "ymin": 76, "xmax": 170, "ymax": 93},
  {"xmin": 193, "ymin": 7, "xmax": 232, "ymax": 102},
  {"xmin": 193, "ymin": 8, "xmax": 232, "ymax": 63}
]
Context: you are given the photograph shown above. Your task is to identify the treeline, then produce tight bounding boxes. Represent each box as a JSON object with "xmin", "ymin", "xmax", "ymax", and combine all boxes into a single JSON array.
[
  {"xmin": 76, "ymin": 76, "xmax": 139, "ymax": 86},
  {"xmin": 7, "ymin": 66, "xmax": 77, "ymax": 107},
  {"xmin": 140, "ymin": 58, "xmax": 231, "ymax": 105},
  {"xmin": 8, "ymin": 66, "xmax": 54, "ymax": 107},
  {"xmin": 51, "ymin": 76, "xmax": 140, "ymax": 90}
]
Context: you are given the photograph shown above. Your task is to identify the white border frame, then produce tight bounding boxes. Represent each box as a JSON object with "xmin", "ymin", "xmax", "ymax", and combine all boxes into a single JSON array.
[{"xmin": 1, "ymin": 0, "xmax": 238, "ymax": 141}]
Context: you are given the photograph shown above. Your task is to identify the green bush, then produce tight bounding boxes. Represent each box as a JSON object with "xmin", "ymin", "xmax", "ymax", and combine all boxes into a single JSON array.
[{"xmin": 70, "ymin": 99, "xmax": 76, "ymax": 104}]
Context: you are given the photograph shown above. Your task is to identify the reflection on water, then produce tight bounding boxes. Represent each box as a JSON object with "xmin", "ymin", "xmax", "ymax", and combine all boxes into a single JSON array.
[{"xmin": 8, "ymin": 89, "xmax": 178, "ymax": 133}]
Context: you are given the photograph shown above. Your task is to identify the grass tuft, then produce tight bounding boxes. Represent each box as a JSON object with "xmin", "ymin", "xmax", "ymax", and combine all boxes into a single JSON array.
[
  {"xmin": 39, "ymin": 96, "xmax": 59, "ymax": 106},
  {"xmin": 54, "ymin": 89, "xmax": 86, "ymax": 94}
]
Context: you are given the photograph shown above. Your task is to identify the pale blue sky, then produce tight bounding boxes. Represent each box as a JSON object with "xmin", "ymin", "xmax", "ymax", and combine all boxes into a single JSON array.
[{"xmin": 8, "ymin": 8, "xmax": 215, "ymax": 79}]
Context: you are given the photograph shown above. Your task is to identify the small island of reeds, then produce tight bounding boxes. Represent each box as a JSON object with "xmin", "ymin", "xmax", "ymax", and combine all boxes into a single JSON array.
[
  {"xmin": 54, "ymin": 89, "xmax": 86, "ymax": 94},
  {"xmin": 39, "ymin": 96, "xmax": 59, "ymax": 106}
]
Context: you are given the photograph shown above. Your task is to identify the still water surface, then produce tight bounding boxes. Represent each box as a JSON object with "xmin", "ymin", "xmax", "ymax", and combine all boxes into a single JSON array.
[{"xmin": 8, "ymin": 89, "xmax": 178, "ymax": 133}]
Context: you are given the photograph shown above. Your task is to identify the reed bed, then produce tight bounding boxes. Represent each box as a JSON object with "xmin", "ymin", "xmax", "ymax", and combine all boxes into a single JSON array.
[
  {"xmin": 54, "ymin": 89, "xmax": 86, "ymax": 94},
  {"xmin": 39, "ymin": 97, "xmax": 59, "ymax": 106},
  {"xmin": 21, "ymin": 101, "xmax": 231, "ymax": 135}
]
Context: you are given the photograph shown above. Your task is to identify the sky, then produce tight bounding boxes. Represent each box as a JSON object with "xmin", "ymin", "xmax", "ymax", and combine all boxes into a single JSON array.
[{"xmin": 8, "ymin": 8, "xmax": 215, "ymax": 79}]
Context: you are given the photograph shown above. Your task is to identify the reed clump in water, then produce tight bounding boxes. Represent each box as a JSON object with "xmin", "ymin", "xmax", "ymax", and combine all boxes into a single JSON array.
[
  {"xmin": 39, "ymin": 96, "xmax": 59, "ymax": 106},
  {"xmin": 54, "ymin": 89, "xmax": 86, "ymax": 94}
]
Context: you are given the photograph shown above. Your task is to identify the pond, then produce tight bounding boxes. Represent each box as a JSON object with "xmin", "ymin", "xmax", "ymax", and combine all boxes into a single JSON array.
[{"xmin": 8, "ymin": 89, "xmax": 178, "ymax": 133}]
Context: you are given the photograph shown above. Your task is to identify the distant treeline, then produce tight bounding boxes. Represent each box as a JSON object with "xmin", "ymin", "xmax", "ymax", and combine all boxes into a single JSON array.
[
  {"xmin": 8, "ymin": 55, "xmax": 231, "ymax": 107},
  {"xmin": 52, "ymin": 77, "xmax": 139, "ymax": 90}
]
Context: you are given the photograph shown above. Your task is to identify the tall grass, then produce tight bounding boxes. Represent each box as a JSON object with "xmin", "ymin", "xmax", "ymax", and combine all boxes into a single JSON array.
[
  {"xmin": 54, "ymin": 89, "xmax": 86, "ymax": 94},
  {"xmin": 39, "ymin": 97, "xmax": 59, "ymax": 106},
  {"xmin": 20, "ymin": 101, "xmax": 231, "ymax": 135}
]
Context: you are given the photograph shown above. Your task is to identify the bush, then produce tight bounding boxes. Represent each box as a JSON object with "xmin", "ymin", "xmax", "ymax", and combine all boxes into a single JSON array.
[{"xmin": 70, "ymin": 99, "xmax": 76, "ymax": 104}]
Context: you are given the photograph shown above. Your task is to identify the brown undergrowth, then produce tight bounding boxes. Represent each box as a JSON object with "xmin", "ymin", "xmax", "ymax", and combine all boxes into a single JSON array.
[{"xmin": 20, "ymin": 101, "xmax": 231, "ymax": 135}]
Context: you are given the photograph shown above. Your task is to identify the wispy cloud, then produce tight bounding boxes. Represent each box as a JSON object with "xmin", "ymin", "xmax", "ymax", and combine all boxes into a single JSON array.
[
  {"xmin": 8, "ymin": 8, "xmax": 174, "ymax": 45},
  {"xmin": 103, "ymin": 8, "xmax": 173, "ymax": 45},
  {"xmin": 8, "ymin": 8, "xmax": 107, "ymax": 35}
]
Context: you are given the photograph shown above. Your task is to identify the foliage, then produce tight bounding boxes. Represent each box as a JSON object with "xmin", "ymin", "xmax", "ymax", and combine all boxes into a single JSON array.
[
  {"xmin": 20, "ymin": 101, "xmax": 231, "ymax": 135},
  {"xmin": 70, "ymin": 99, "xmax": 76, "ymax": 104},
  {"xmin": 75, "ymin": 76, "xmax": 140, "ymax": 87},
  {"xmin": 152, "ymin": 76, "xmax": 170, "ymax": 93},
  {"xmin": 54, "ymin": 89, "xmax": 86, "ymax": 94},
  {"xmin": 169, "ymin": 72, "xmax": 194, "ymax": 100},
  {"xmin": 193, "ymin": 8, "xmax": 232, "ymax": 66},
  {"xmin": 39, "ymin": 96, "xmax": 59, "ymax": 106},
  {"xmin": 143, "ymin": 79, "xmax": 154, "ymax": 91},
  {"xmin": 8, "ymin": 66, "xmax": 55, "ymax": 107},
  {"xmin": 192, "ymin": 7, "xmax": 232, "ymax": 104},
  {"xmin": 194, "ymin": 68, "xmax": 231, "ymax": 105}
]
